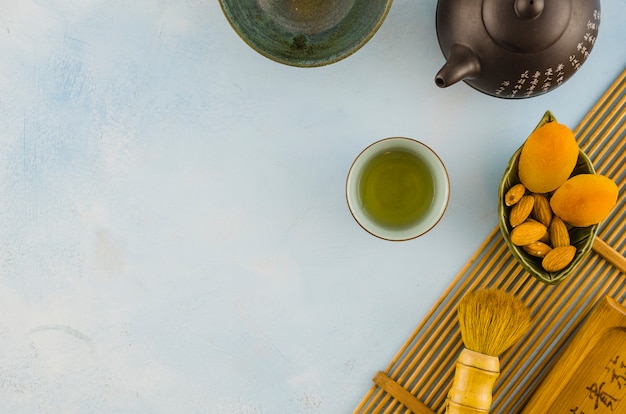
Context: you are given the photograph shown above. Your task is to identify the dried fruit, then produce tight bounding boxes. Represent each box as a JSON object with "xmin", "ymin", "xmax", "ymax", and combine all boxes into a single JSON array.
[
  {"xmin": 503, "ymin": 116, "xmax": 618, "ymax": 279},
  {"xmin": 550, "ymin": 174, "xmax": 619, "ymax": 227},
  {"xmin": 509, "ymin": 195, "xmax": 535, "ymax": 227},
  {"xmin": 523, "ymin": 241, "xmax": 552, "ymax": 258},
  {"xmin": 531, "ymin": 193, "xmax": 552, "ymax": 227},
  {"xmin": 505, "ymin": 183, "xmax": 526, "ymax": 206},
  {"xmin": 510, "ymin": 221, "xmax": 547, "ymax": 246},
  {"xmin": 542, "ymin": 245, "xmax": 576, "ymax": 272},
  {"xmin": 518, "ymin": 122, "xmax": 579, "ymax": 193},
  {"xmin": 549, "ymin": 216, "xmax": 570, "ymax": 248}
]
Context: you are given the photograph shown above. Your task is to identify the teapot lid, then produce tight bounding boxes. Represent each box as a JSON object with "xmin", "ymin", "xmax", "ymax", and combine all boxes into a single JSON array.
[{"xmin": 483, "ymin": 0, "xmax": 572, "ymax": 53}]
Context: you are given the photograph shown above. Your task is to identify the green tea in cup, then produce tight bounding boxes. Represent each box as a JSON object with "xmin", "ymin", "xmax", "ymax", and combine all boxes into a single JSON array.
[
  {"xmin": 359, "ymin": 148, "xmax": 435, "ymax": 228},
  {"xmin": 346, "ymin": 137, "xmax": 449, "ymax": 241}
]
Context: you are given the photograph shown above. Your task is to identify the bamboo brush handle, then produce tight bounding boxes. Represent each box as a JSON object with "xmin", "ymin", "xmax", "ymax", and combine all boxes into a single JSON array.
[{"xmin": 446, "ymin": 348, "xmax": 500, "ymax": 414}]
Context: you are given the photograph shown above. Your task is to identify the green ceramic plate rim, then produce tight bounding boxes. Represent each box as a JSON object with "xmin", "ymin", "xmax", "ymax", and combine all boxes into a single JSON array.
[
  {"xmin": 218, "ymin": 0, "xmax": 393, "ymax": 67},
  {"xmin": 497, "ymin": 111, "xmax": 599, "ymax": 285}
]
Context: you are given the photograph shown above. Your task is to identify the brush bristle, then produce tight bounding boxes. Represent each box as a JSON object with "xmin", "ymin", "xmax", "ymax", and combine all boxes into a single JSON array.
[{"xmin": 458, "ymin": 289, "xmax": 532, "ymax": 356}]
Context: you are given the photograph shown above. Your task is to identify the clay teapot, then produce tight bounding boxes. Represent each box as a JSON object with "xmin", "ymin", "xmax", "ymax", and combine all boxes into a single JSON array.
[{"xmin": 435, "ymin": 0, "xmax": 601, "ymax": 98}]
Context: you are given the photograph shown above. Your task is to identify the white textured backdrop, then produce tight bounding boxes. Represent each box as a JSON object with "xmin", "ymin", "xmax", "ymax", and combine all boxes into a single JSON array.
[{"xmin": 0, "ymin": 0, "xmax": 624, "ymax": 412}]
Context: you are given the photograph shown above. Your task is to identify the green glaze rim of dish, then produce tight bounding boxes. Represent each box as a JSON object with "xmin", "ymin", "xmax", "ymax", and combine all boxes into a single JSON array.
[
  {"xmin": 219, "ymin": 0, "xmax": 393, "ymax": 67},
  {"xmin": 497, "ymin": 110, "xmax": 599, "ymax": 285}
]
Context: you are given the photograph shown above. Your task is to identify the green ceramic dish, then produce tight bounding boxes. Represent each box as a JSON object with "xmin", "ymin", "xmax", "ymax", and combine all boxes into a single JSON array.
[
  {"xmin": 219, "ymin": 0, "xmax": 393, "ymax": 67},
  {"xmin": 498, "ymin": 110, "xmax": 599, "ymax": 285}
]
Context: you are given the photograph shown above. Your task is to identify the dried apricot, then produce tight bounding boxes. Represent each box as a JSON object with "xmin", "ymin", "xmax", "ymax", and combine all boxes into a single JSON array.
[
  {"xmin": 550, "ymin": 174, "xmax": 618, "ymax": 227},
  {"xmin": 517, "ymin": 122, "xmax": 579, "ymax": 193}
]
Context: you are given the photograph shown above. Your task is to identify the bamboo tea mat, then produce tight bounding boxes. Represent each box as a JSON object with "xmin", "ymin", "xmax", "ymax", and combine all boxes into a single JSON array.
[{"xmin": 354, "ymin": 68, "xmax": 626, "ymax": 414}]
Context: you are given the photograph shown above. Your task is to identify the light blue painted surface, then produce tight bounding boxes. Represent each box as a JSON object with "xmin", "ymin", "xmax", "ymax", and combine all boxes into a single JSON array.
[{"xmin": 0, "ymin": 1, "xmax": 624, "ymax": 412}]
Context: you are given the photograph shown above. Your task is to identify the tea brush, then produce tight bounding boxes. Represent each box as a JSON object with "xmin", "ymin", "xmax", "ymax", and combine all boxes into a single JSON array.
[{"xmin": 446, "ymin": 289, "xmax": 532, "ymax": 414}]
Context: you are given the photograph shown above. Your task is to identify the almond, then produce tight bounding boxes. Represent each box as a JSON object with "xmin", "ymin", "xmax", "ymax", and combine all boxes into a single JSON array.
[
  {"xmin": 523, "ymin": 241, "xmax": 552, "ymax": 258},
  {"xmin": 526, "ymin": 218, "xmax": 550, "ymax": 243},
  {"xmin": 549, "ymin": 216, "xmax": 570, "ymax": 248},
  {"xmin": 510, "ymin": 221, "xmax": 547, "ymax": 246},
  {"xmin": 531, "ymin": 193, "xmax": 552, "ymax": 227},
  {"xmin": 505, "ymin": 183, "xmax": 526, "ymax": 206},
  {"xmin": 509, "ymin": 195, "xmax": 535, "ymax": 227},
  {"xmin": 542, "ymin": 245, "xmax": 576, "ymax": 272}
]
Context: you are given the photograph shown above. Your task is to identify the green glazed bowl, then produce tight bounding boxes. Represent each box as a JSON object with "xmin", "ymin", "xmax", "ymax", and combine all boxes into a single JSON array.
[
  {"xmin": 219, "ymin": 0, "xmax": 393, "ymax": 67},
  {"xmin": 498, "ymin": 110, "xmax": 599, "ymax": 285}
]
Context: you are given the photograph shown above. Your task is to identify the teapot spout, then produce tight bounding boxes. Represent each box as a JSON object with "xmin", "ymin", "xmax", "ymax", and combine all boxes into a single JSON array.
[{"xmin": 435, "ymin": 43, "xmax": 481, "ymax": 88}]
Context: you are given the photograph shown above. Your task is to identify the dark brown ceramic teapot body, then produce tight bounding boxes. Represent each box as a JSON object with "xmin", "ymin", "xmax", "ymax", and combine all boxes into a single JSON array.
[{"xmin": 435, "ymin": 0, "xmax": 601, "ymax": 98}]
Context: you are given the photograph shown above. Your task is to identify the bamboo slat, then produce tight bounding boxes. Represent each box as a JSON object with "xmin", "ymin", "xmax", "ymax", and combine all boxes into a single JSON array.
[{"xmin": 354, "ymin": 68, "xmax": 626, "ymax": 414}]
